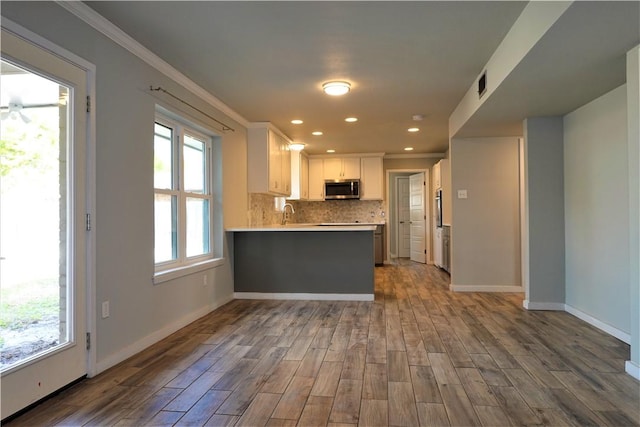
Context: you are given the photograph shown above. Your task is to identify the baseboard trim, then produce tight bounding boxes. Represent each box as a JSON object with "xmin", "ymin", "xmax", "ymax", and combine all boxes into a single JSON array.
[
  {"xmin": 522, "ymin": 300, "xmax": 565, "ymax": 311},
  {"xmin": 449, "ymin": 284, "xmax": 523, "ymax": 293},
  {"xmin": 233, "ymin": 292, "xmax": 374, "ymax": 301},
  {"xmin": 625, "ymin": 361, "xmax": 640, "ymax": 380},
  {"xmin": 95, "ymin": 294, "xmax": 234, "ymax": 374},
  {"xmin": 564, "ymin": 304, "xmax": 631, "ymax": 344}
]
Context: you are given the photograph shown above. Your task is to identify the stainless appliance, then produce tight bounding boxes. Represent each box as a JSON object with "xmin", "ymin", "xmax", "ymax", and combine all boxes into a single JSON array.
[
  {"xmin": 442, "ymin": 225, "xmax": 451, "ymax": 273},
  {"xmin": 374, "ymin": 225, "xmax": 384, "ymax": 265},
  {"xmin": 435, "ymin": 189, "xmax": 443, "ymax": 228},
  {"xmin": 324, "ymin": 179, "xmax": 360, "ymax": 200}
]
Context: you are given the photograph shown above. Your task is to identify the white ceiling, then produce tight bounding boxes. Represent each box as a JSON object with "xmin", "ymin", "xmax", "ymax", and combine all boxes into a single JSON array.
[{"xmin": 86, "ymin": 1, "xmax": 639, "ymax": 155}]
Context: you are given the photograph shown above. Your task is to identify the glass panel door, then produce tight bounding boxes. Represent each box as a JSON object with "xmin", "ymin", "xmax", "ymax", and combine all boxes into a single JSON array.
[
  {"xmin": 1, "ymin": 28, "xmax": 87, "ymax": 419},
  {"xmin": 0, "ymin": 60, "xmax": 71, "ymax": 370}
]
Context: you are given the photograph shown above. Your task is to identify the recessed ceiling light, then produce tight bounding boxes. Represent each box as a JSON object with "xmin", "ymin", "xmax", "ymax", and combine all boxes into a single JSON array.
[
  {"xmin": 345, "ymin": 117, "xmax": 358, "ymax": 123},
  {"xmin": 326, "ymin": 149, "xmax": 336, "ymax": 153},
  {"xmin": 289, "ymin": 143, "xmax": 305, "ymax": 151},
  {"xmin": 322, "ymin": 81, "xmax": 351, "ymax": 96},
  {"xmin": 408, "ymin": 127, "xmax": 420, "ymax": 133},
  {"xmin": 404, "ymin": 147, "xmax": 414, "ymax": 151},
  {"xmin": 312, "ymin": 131, "xmax": 323, "ymax": 136},
  {"xmin": 291, "ymin": 119, "xmax": 303, "ymax": 125}
]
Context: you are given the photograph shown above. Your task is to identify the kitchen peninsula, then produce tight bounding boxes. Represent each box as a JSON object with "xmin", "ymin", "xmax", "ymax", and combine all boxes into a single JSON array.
[{"xmin": 227, "ymin": 223, "xmax": 379, "ymax": 300}]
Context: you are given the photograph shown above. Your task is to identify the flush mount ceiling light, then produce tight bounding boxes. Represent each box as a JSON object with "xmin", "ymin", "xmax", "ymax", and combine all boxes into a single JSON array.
[
  {"xmin": 345, "ymin": 117, "xmax": 358, "ymax": 123},
  {"xmin": 326, "ymin": 149, "xmax": 336, "ymax": 153},
  {"xmin": 322, "ymin": 81, "xmax": 351, "ymax": 96},
  {"xmin": 312, "ymin": 131, "xmax": 323, "ymax": 136},
  {"xmin": 404, "ymin": 147, "xmax": 414, "ymax": 151},
  {"xmin": 408, "ymin": 127, "xmax": 420, "ymax": 133},
  {"xmin": 289, "ymin": 143, "xmax": 305, "ymax": 151},
  {"xmin": 291, "ymin": 119, "xmax": 303, "ymax": 125}
]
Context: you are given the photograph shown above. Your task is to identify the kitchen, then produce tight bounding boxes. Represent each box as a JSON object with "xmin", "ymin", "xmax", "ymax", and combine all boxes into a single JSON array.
[{"xmin": 1, "ymin": 1, "xmax": 638, "ymax": 421}]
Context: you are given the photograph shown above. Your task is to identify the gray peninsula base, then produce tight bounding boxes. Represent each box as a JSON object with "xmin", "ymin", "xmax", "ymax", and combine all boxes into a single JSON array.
[{"xmin": 233, "ymin": 230, "xmax": 375, "ymax": 296}]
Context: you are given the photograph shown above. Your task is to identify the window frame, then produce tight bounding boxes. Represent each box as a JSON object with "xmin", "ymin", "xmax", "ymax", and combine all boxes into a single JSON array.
[{"xmin": 154, "ymin": 113, "xmax": 216, "ymax": 277}]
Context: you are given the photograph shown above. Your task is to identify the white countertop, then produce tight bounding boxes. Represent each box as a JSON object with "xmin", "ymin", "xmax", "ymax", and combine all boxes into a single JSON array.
[{"xmin": 227, "ymin": 222, "xmax": 383, "ymax": 232}]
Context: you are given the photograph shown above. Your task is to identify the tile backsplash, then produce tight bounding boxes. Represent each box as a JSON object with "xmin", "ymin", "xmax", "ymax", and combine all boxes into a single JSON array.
[
  {"xmin": 249, "ymin": 193, "xmax": 386, "ymax": 226},
  {"xmin": 293, "ymin": 199, "xmax": 385, "ymax": 223},
  {"xmin": 248, "ymin": 193, "xmax": 284, "ymax": 226}
]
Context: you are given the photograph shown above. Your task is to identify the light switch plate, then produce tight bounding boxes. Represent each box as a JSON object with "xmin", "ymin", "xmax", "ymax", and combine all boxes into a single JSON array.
[
  {"xmin": 457, "ymin": 189, "xmax": 468, "ymax": 199},
  {"xmin": 102, "ymin": 301, "xmax": 110, "ymax": 318}
]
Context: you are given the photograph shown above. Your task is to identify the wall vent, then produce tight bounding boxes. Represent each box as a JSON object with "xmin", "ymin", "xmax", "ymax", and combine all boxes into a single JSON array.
[{"xmin": 478, "ymin": 71, "xmax": 487, "ymax": 99}]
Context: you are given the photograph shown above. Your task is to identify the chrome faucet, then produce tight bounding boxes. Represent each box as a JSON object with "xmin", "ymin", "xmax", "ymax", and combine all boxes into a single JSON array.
[{"xmin": 282, "ymin": 203, "xmax": 295, "ymax": 225}]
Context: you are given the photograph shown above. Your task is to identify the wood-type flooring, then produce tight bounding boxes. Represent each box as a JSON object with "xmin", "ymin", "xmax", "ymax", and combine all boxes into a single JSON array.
[{"xmin": 6, "ymin": 261, "xmax": 640, "ymax": 426}]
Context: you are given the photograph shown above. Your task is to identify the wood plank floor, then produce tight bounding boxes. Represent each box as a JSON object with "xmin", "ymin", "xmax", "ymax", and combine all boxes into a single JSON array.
[{"xmin": 7, "ymin": 261, "xmax": 639, "ymax": 426}]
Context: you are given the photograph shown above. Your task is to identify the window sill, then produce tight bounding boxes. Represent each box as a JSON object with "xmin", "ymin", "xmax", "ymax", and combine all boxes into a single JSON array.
[{"xmin": 153, "ymin": 257, "xmax": 225, "ymax": 285}]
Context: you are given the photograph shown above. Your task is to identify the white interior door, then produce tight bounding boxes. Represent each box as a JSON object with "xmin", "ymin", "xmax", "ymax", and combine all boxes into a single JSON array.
[
  {"xmin": 397, "ymin": 177, "xmax": 410, "ymax": 257},
  {"xmin": 409, "ymin": 173, "xmax": 426, "ymax": 263},
  {"xmin": 1, "ymin": 29, "xmax": 88, "ymax": 418}
]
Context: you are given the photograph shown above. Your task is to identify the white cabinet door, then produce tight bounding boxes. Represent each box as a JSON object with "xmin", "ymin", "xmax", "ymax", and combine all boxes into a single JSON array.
[
  {"xmin": 280, "ymin": 137, "xmax": 291, "ymax": 194},
  {"xmin": 248, "ymin": 124, "xmax": 291, "ymax": 197},
  {"xmin": 268, "ymin": 131, "xmax": 282, "ymax": 193},
  {"xmin": 323, "ymin": 157, "xmax": 360, "ymax": 180},
  {"xmin": 300, "ymin": 154, "xmax": 309, "ymax": 200},
  {"xmin": 308, "ymin": 158, "xmax": 325, "ymax": 200},
  {"xmin": 323, "ymin": 158, "xmax": 342, "ymax": 180},
  {"xmin": 433, "ymin": 161, "xmax": 441, "ymax": 189},
  {"xmin": 342, "ymin": 157, "xmax": 361, "ymax": 179},
  {"xmin": 360, "ymin": 157, "xmax": 383, "ymax": 200}
]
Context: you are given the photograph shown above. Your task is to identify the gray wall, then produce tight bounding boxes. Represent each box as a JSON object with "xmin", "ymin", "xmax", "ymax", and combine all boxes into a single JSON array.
[
  {"xmin": 450, "ymin": 137, "xmax": 521, "ymax": 289},
  {"xmin": 522, "ymin": 117, "xmax": 565, "ymax": 305},
  {"xmin": 564, "ymin": 85, "xmax": 630, "ymax": 334},
  {"xmin": 627, "ymin": 46, "xmax": 640, "ymax": 368},
  {"xmin": 2, "ymin": 3, "xmax": 246, "ymax": 370}
]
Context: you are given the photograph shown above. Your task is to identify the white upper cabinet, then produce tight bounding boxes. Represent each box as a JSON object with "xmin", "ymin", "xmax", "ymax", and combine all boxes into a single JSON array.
[
  {"xmin": 360, "ymin": 156, "xmax": 384, "ymax": 200},
  {"xmin": 433, "ymin": 161, "xmax": 441, "ymax": 189},
  {"xmin": 288, "ymin": 151, "xmax": 309, "ymax": 200},
  {"xmin": 323, "ymin": 157, "xmax": 360, "ymax": 180},
  {"xmin": 308, "ymin": 158, "xmax": 325, "ymax": 200},
  {"xmin": 248, "ymin": 123, "xmax": 291, "ymax": 196}
]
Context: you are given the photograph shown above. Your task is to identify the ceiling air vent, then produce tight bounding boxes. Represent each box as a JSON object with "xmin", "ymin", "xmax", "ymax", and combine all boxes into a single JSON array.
[{"xmin": 478, "ymin": 71, "xmax": 487, "ymax": 99}]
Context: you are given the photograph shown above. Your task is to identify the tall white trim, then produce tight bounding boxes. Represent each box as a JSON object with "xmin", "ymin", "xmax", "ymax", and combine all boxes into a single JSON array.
[
  {"xmin": 95, "ymin": 294, "xmax": 233, "ymax": 374},
  {"xmin": 55, "ymin": 1, "xmax": 249, "ymax": 128},
  {"xmin": 625, "ymin": 361, "xmax": 640, "ymax": 380},
  {"xmin": 522, "ymin": 300, "xmax": 564, "ymax": 311},
  {"xmin": 234, "ymin": 292, "xmax": 374, "ymax": 302},
  {"xmin": 450, "ymin": 284, "xmax": 523, "ymax": 293},
  {"xmin": 565, "ymin": 304, "xmax": 631, "ymax": 344}
]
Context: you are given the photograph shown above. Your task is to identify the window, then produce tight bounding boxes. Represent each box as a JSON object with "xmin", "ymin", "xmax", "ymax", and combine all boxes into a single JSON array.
[{"xmin": 154, "ymin": 114, "xmax": 214, "ymax": 274}]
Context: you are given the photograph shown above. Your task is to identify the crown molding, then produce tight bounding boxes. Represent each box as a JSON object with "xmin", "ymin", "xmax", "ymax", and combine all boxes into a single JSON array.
[
  {"xmin": 55, "ymin": 1, "xmax": 249, "ymax": 128},
  {"xmin": 384, "ymin": 153, "xmax": 445, "ymax": 159}
]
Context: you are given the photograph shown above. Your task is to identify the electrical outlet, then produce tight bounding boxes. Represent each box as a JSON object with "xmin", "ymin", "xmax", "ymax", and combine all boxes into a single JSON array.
[
  {"xmin": 457, "ymin": 189, "xmax": 468, "ymax": 199},
  {"xmin": 102, "ymin": 301, "xmax": 110, "ymax": 319}
]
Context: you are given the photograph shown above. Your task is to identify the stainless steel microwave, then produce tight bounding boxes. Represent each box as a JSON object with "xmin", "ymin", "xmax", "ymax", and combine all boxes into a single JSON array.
[{"xmin": 324, "ymin": 179, "xmax": 360, "ymax": 200}]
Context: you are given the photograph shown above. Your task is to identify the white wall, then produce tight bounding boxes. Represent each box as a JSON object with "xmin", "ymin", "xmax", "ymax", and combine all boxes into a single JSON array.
[
  {"xmin": 564, "ymin": 85, "xmax": 630, "ymax": 335},
  {"xmin": 1, "ymin": 2, "xmax": 247, "ymax": 373},
  {"xmin": 449, "ymin": 137, "xmax": 521, "ymax": 291}
]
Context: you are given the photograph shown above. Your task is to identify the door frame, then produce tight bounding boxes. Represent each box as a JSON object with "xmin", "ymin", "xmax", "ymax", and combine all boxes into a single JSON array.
[
  {"xmin": 395, "ymin": 176, "xmax": 410, "ymax": 258},
  {"xmin": 385, "ymin": 168, "xmax": 431, "ymax": 264},
  {"xmin": 2, "ymin": 18, "xmax": 97, "ymax": 378}
]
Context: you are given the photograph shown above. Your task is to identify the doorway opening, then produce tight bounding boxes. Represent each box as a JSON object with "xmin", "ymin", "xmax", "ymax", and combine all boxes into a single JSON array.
[{"xmin": 386, "ymin": 169, "xmax": 431, "ymax": 264}]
